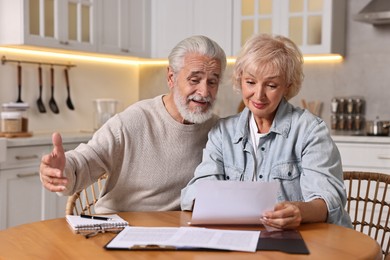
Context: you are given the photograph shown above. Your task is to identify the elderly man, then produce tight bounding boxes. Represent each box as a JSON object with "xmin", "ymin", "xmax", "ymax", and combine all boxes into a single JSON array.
[{"xmin": 39, "ymin": 35, "xmax": 226, "ymax": 213}]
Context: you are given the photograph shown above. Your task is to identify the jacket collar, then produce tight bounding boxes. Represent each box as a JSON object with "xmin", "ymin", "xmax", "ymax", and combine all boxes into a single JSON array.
[{"xmin": 233, "ymin": 98, "xmax": 292, "ymax": 144}]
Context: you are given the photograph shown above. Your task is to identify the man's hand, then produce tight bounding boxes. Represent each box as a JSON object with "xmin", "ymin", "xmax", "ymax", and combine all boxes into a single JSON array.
[{"xmin": 39, "ymin": 132, "xmax": 68, "ymax": 192}]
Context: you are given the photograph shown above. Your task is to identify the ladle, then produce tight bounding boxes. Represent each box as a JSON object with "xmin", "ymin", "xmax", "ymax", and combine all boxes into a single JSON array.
[
  {"xmin": 64, "ymin": 68, "xmax": 75, "ymax": 110},
  {"xmin": 49, "ymin": 67, "xmax": 59, "ymax": 114},
  {"xmin": 16, "ymin": 64, "xmax": 23, "ymax": 103},
  {"xmin": 36, "ymin": 66, "xmax": 46, "ymax": 113}
]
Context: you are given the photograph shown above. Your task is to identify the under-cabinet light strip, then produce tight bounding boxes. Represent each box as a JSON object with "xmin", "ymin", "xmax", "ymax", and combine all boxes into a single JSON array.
[{"xmin": 0, "ymin": 47, "xmax": 343, "ymax": 65}]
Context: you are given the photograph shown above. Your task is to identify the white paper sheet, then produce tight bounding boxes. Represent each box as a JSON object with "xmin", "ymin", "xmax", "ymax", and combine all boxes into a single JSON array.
[
  {"xmin": 190, "ymin": 180, "xmax": 279, "ymax": 225},
  {"xmin": 105, "ymin": 226, "xmax": 260, "ymax": 252}
]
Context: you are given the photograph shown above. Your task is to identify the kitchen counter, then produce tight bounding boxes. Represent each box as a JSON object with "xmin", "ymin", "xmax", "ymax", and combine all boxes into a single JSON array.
[
  {"xmin": 332, "ymin": 134, "xmax": 390, "ymax": 175},
  {"xmin": 3, "ymin": 131, "xmax": 94, "ymax": 148},
  {"xmin": 332, "ymin": 135, "xmax": 390, "ymax": 144}
]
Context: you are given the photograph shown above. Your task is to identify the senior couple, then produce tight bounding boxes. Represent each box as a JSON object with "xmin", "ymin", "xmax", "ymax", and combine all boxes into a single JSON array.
[{"xmin": 40, "ymin": 34, "xmax": 352, "ymax": 229}]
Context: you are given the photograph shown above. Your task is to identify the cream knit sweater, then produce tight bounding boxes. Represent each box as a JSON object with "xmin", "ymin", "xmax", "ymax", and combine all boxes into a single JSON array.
[{"xmin": 60, "ymin": 95, "xmax": 218, "ymax": 213}]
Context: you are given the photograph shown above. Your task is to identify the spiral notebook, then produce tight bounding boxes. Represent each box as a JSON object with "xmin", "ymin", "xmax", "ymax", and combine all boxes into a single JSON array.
[{"xmin": 66, "ymin": 214, "xmax": 129, "ymax": 232}]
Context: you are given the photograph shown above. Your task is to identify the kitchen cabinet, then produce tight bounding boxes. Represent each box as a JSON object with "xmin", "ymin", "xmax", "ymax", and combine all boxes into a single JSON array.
[
  {"xmin": 0, "ymin": 0, "xmax": 98, "ymax": 52},
  {"xmin": 1, "ymin": 0, "xmax": 233, "ymax": 58},
  {"xmin": 334, "ymin": 136, "xmax": 390, "ymax": 229},
  {"xmin": 150, "ymin": 0, "xmax": 233, "ymax": 58},
  {"xmin": 98, "ymin": 0, "xmax": 151, "ymax": 57},
  {"xmin": 0, "ymin": 167, "xmax": 42, "ymax": 229},
  {"xmin": 0, "ymin": 134, "xmax": 91, "ymax": 230},
  {"xmin": 232, "ymin": 0, "xmax": 346, "ymax": 55},
  {"xmin": 334, "ymin": 137, "xmax": 390, "ymax": 174}
]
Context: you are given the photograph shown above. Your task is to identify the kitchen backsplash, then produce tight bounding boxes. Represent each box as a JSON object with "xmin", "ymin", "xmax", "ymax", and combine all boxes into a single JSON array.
[{"xmin": 0, "ymin": 54, "xmax": 139, "ymax": 133}]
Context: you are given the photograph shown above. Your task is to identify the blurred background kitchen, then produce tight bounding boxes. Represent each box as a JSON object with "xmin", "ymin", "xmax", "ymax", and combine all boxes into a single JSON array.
[{"xmin": 0, "ymin": 0, "xmax": 389, "ymax": 134}]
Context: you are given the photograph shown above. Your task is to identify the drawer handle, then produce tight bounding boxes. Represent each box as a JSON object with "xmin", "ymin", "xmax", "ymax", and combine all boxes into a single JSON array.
[
  {"xmin": 15, "ymin": 155, "xmax": 39, "ymax": 160},
  {"xmin": 16, "ymin": 172, "xmax": 40, "ymax": 178},
  {"xmin": 377, "ymin": 155, "xmax": 390, "ymax": 160}
]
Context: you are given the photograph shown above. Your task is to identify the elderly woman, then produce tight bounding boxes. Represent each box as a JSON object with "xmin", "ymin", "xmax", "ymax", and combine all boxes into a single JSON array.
[{"xmin": 181, "ymin": 34, "xmax": 352, "ymax": 229}]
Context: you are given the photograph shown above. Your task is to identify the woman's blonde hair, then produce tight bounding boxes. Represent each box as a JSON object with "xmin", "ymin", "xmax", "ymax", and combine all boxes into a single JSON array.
[{"xmin": 232, "ymin": 34, "xmax": 304, "ymax": 100}]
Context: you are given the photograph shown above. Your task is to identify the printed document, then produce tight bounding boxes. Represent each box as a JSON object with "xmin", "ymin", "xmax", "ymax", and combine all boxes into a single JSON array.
[
  {"xmin": 190, "ymin": 180, "xmax": 279, "ymax": 225},
  {"xmin": 105, "ymin": 226, "xmax": 260, "ymax": 252}
]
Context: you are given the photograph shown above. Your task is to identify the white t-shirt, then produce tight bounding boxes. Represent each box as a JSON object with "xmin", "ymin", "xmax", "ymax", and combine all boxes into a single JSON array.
[{"xmin": 249, "ymin": 112, "xmax": 268, "ymax": 156}]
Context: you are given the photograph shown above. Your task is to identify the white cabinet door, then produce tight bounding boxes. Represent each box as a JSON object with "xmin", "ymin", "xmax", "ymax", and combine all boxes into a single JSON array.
[
  {"xmin": 0, "ymin": 167, "xmax": 42, "ymax": 230},
  {"xmin": 336, "ymin": 142, "xmax": 390, "ymax": 173},
  {"xmin": 232, "ymin": 0, "xmax": 280, "ymax": 55},
  {"xmin": 233, "ymin": 0, "xmax": 346, "ymax": 55},
  {"xmin": 59, "ymin": 0, "xmax": 98, "ymax": 52},
  {"xmin": 0, "ymin": 0, "xmax": 98, "ymax": 52},
  {"xmin": 98, "ymin": 0, "xmax": 151, "ymax": 57},
  {"xmin": 151, "ymin": 0, "xmax": 233, "ymax": 58},
  {"xmin": 0, "ymin": 140, "xmax": 88, "ymax": 229},
  {"xmin": 279, "ymin": 0, "xmax": 346, "ymax": 55},
  {"xmin": 151, "ymin": 0, "xmax": 192, "ymax": 58},
  {"xmin": 191, "ymin": 0, "xmax": 233, "ymax": 56}
]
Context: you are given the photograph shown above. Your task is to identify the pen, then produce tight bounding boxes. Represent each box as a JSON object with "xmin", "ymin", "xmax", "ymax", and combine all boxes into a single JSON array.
[{"xmin": 80, "ymin": 214, "xmax": 112, "ymax": 221}]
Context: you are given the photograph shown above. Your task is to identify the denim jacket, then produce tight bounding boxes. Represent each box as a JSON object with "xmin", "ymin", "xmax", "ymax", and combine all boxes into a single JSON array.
[{"xmin": 181, "ymin": 98, "xmax": 352, "ymax": 228}]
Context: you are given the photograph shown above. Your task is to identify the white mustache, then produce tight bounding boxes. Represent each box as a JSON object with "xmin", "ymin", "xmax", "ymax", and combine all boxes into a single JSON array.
[{"xmin": 188, "ymin": 95, "xmax": 211, "ymax": 103}]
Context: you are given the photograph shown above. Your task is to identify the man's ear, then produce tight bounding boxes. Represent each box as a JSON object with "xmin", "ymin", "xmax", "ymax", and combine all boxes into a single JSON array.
[{"xmin": 167, "ymin": 66, "xmax": 175, "ymax": 90}]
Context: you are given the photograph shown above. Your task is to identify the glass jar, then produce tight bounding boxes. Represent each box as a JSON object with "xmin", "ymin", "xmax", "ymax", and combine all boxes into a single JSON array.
[
  {"xmin": 93, "ymin": 99, "xmax": 118, "ymax": 130},
  {"xmin": 2, "ymin": 102, "xmax": 29, "ymax": 132},
  {"xmin": 1, "ymin": 111, "xmax": 22, "ymax": 133},
  {"xmin": 331, "ymin": 114, "xmax": 338, "ymax": 130}
]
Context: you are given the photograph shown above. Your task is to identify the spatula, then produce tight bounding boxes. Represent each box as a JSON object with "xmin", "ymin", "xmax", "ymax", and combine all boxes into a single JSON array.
[
  {"xmin": 49, "ymin": 67, "xmax": 59, "ymax": 114},
  {"xmin": 64, "ymin": 68, "xmax": 75, "ymax": 110},
  {"xmin": 16, "ymin": 64, "xmax": 23, "ymax": 103},
  {"xmin": 36, "ymin": 66, "xmax": 46, "ymax": 113}
]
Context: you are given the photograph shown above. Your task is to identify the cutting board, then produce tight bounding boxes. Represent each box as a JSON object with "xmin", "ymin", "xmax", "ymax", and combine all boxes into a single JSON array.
[{"xmin": 0, "ymin": 132, "xmax": 33, "ymax": 138}]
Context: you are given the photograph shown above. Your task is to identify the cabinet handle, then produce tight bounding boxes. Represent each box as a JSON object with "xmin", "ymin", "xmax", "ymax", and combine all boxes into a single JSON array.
[
  {"xmin": 377, "ymin": 155, "xmax": 390, "ymax": 160},
  {"xmin": 121, "ymin": 48, "xmax": 129, "ymax": 53},
  {"xmin": 59, "ymin": 41, "xmax": 69, "ymax": 45},
  {"xmin": 15, "ymin": 155, "xmax": 39, "ymax": 160},
  {"xmin": 16, "ymin": 172, "xmax": 40, "ymax": 178}
]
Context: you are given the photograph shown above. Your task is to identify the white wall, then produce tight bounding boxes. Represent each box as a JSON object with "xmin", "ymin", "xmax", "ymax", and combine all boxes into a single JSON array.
[{"xmin": 0, "ymin": 53, "xmax": 139, "ymax": 133}]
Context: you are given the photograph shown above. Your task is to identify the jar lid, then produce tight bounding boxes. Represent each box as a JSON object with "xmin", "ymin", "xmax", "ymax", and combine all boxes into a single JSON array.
[
  {"xmin": 1, "ymin": 111, "xmax": 22, "ymax": 119},
  {"xmin": 2, "ymin": 102, "xmax": 29, "ymax": 111}
]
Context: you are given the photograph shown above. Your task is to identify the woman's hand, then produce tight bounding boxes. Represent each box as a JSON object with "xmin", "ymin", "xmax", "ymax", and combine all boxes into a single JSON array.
[
  {"xmin": 261, "ymin": 199, "xmax": 327, "ymax": 229},
  {"xmin": 262, "ymin": 202, "xmax": 302, "ymax": 229}
]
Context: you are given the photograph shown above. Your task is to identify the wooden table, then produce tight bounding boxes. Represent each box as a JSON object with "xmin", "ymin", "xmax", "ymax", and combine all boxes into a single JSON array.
[{"xmin": 0, "ymin": 211, "xmax": 382, "ymax": 259}]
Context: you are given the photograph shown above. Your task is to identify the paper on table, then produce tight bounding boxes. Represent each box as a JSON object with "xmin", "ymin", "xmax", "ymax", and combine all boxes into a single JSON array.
[
  {"xmin": 105, "ymin": 226, "xmax": 260, "ymax": 252},
  {"xmin": 190, "ymin": 180, "xmax": 279, "ymax": 225}
]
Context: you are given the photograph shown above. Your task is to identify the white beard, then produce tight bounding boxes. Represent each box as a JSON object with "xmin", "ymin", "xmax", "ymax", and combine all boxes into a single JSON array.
[{"xmin": 173, "ymin": 88, "xmax": 214, "ymax": 124}]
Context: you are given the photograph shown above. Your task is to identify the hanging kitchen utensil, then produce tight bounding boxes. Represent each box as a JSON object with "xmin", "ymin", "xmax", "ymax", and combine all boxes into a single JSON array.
[
  {"xmin": 64, "ymin": 67, "xmax": 75, "ymax": 110},
  {"xmin": 49, "ymin": 67, "xmax": 60, "ymax": 114},
  {"xmin": 16, "ymin": 64, "xmax": 23, "ymax": 103},
  {"xmin": 36, "ymin": 66, "xmax": 46, "ymax": 113}
]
